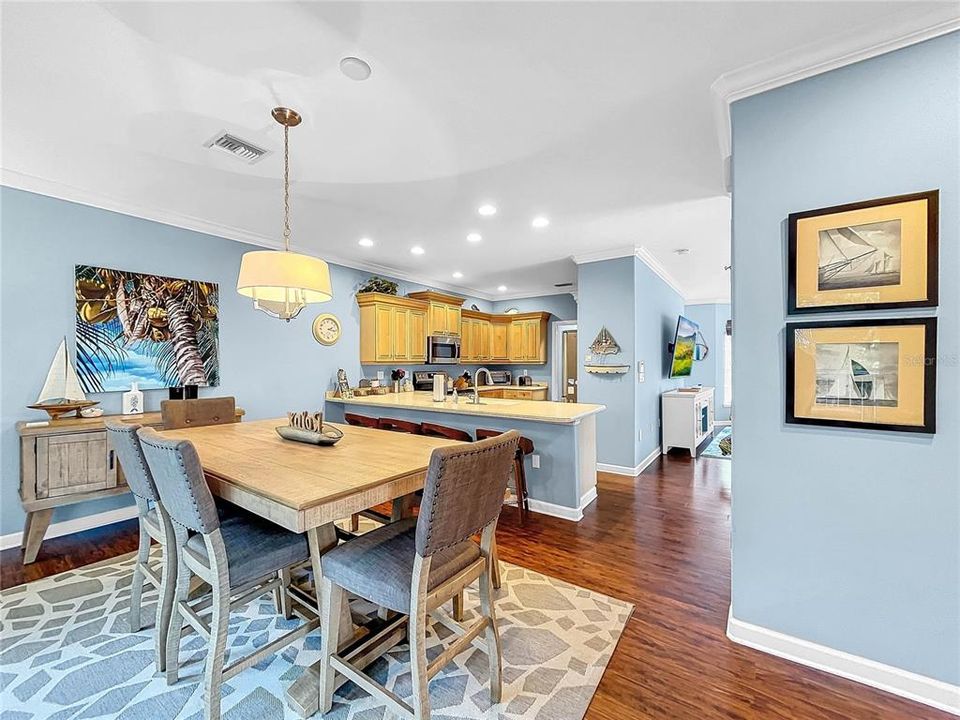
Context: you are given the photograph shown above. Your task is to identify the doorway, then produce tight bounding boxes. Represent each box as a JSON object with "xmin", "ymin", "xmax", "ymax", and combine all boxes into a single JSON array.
[{"xmin": 551, "ymin": 320, "xmax": 578, "ymax": 402}]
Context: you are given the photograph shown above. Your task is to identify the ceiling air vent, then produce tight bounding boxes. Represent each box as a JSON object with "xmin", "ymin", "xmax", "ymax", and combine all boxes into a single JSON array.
[
  {"xmin": 554, "ymin": 282, "xmax": 574, "ymax": 288},
  {"xmin": 203, "ymin": 131, "xmax": 271, "ymax": 164}
]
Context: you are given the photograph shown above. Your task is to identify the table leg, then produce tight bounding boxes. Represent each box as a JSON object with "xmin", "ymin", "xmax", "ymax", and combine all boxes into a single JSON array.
[
  {"xmin": 285, "ymin": 524, "xmax": 357, "ymax": 717},
  {"xmin": 22, "ymin": 509, "xmax": 53, "ymax": 564}
]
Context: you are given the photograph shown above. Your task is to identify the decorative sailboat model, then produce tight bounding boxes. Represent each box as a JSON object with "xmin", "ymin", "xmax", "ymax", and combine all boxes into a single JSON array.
[
  {"xmin": 28, "ymin": 338, "xmax": 99, "ymax": 420},
  {"xmin": 584, "ymin": 326, "xmax": 630, "ymax": 374}
]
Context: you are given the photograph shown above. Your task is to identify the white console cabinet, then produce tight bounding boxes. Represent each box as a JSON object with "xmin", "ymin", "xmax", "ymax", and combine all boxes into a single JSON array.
[{"xmin": 662, "ymin": 387, "xmax": 715, "ymax": 457}]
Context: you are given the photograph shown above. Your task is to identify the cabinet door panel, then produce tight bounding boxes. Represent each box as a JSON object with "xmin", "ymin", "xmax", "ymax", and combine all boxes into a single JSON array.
[
  {"xmin": 375, "ymin": 305, "xmax": 394, "ymax": 362},
  {"xmin": 409, "ymin": 310, "xmax": 426, "ymax": 361},
  {"xmin": 446, "ymin": 306, "xmax": 461, "ymax": 335},
  {"xmin": 394, "ymin": 309, "xmax": 409, "ymax": 360},
  {"xmin": 491, "ymin": 323, "xmax": 508, "ymax": 360},
  {"xmin": 428, "ymin": 303, "xmax": 446, "ymax": 335},
  {"xmin": 508, "ymin": 321, "xmax": 524, "ymax": 361},
  {"xmin": 480, "ymin": 321, "xmax": 491, "ymax": 360},
  {"xmin": 37, "ymin": 433, "xmax": 117, "ymax": 499}
]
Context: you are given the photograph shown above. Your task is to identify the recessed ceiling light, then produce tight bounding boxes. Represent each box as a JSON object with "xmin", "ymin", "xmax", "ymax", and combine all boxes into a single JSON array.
[
  {"xmin": 531, "ymin": 215, "xmax": 550, "ymax": 229},
  {"xmin": 478, "ymin": 204, "xmax": 497, "ymax": 216},
  {"xmin": 340, "ymin": 56, "xmax": 372, "ymax": 81},
  {"xmin": 358, "ymin": 237, "xmax": 374, "ymax": 247},
  {"xmin": 410, "ymin": 246, "xmax": 425, "ymax": 255},
  {"xmin": 452, "ymin": 271, "xmax": 464, "ymax": 279},
  {"xmin": 497, "ymin": 285, "xmax": 507, "ymax": 292},
  {"xmin": 466, "ymin": 233, "xmax": 482, "ymax": 243},
  {"xmin": 675, "ymin": 248, "xmax": 691, "ymax": 255}
]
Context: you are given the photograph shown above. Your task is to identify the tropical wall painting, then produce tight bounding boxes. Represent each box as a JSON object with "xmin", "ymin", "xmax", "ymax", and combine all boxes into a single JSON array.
[{"xmin": 75, "ymin": 265, "xmax": 220, "ymax": 393}]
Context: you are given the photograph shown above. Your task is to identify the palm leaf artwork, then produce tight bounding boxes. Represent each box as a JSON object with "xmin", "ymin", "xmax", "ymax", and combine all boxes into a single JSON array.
[{"xmin": 74, "ymin": 265, "xmax": 220, "ymax": 392}]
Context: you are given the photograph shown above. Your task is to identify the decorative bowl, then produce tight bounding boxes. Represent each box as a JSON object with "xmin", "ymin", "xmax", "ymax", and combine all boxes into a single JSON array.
[{"xmin": 276, "ymin": 424, "xmax": 344, "ymax": 446}]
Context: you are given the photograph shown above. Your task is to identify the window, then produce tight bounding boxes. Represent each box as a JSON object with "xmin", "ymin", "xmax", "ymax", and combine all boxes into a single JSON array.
[{"xmin": 723, "ymin": 330, "xmax": 732, "ymax": 407}]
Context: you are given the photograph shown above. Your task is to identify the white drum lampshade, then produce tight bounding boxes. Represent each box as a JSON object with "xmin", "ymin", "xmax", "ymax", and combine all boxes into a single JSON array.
[{"xmin": 237, "ymin": 249, "xmax": 332, "ymax": 321}]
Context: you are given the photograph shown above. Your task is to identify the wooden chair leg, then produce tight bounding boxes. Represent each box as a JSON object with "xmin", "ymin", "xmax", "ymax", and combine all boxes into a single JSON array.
[
  {"xmin": 514, "ymin": 457, "xmax": 528, "ymax": 525},
  {"xmin": 318, "ymin": 577, "xmax": 343, "ymax": 714},
  {"xmin": 410, "ymin": 556, "xmax": 432, "ymax": 720},
  {"xmin": 155, "ymin": 526, "xmax": 177, "ymax": 674},
  {"xmin": 350, "ymin": 514, "xmax": 360, "ymax": 532},
  {"xmin": 129, "ymin": 521, "xmax": 151, "ymax": 632},
  {"xmin": 452, "ymin": 592, "xmax": 465, "ymax": 622},
  {"xmin": 490, "ymin": 537, "xmax": 502, "ymax": 590},
  {"xmin": 278, "ymin": 568, "xmax": 294, "ymax": 620},
  {"xmin": 203, "ymin": 537, "xmax": 231, "ymax": 720},
  {"xmin": 479, "ymin": 562, "xmax": 503, "ymax": 703},
  {"xmin": 165, "ymin": 549, "xmax": 191, "ymax": 685}
]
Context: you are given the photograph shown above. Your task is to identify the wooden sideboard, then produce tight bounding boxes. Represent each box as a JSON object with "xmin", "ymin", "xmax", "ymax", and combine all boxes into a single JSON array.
[{"xmin": 16, "ymin": 408, "xmax": 244, "ymax": 563}]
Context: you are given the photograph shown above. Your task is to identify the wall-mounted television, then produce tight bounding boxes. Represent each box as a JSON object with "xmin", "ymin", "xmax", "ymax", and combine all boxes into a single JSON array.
[{"xmin": 668, "ymin": 315, "xmax": 700, "ymax": 378}]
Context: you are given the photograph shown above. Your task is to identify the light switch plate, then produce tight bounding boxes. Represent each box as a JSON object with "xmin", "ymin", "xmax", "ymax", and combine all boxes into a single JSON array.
[
  {"xmin": 376, "ymin": 370, "xmax": 384, "ymax": 381},
  {"xmin": 531, "ymin": 454, "xmax": 541, "ymax": 469}
]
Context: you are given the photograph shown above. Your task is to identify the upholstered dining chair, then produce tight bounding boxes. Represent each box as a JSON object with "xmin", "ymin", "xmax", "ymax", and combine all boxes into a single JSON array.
[
  {"xmin": 104, "ymin": 420, "xmax": 176, "ymax": 672},
  {"xmin": 316, "ymin": 431, "xmax": 520, "ymax": 720},
  {"xmin": 137, "ymin": 427, "xmax": 317, "ymax": 720}
]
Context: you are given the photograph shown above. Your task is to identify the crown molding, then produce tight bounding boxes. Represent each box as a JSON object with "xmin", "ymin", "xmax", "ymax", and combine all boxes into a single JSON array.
[
  {"xmin": 685, "ymin": 297, "xmax": 731, "ymax": 306},
  {"xmin": 711, "ymin": 7, "xmax": 960, "ymax": 161},
  {"xmin": 571, "ymin": 244, "xmax": 688, "ymax": 300},
  {"xmin": 0, "ymin": 168, "xmax": 511, "ymax": 302},
  {"xmin": 494, "ymin": 289, "xmax": 578, "ymax": 303}
]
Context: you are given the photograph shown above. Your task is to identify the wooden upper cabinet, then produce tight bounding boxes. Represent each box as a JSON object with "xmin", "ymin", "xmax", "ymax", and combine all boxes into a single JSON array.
[
  {"xmin": 506, "ymin": 313, "xmax": 549, "ymax": 363},
  {"xmin": 490, "ymin": 320, "xmax": 509, "ymax": 361},
  {"xmin": 407, "ymin": 291, "xmax": 466, "ymax": 337},
  {"xmin": 357, "ymin": 293, "xmax": 429, "ymax": 364}
]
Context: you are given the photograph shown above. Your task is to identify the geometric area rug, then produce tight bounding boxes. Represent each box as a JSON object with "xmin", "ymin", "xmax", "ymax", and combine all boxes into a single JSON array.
[{"xmin": 0, "ymin": 548, "xmax": 633, "ymax": 720}]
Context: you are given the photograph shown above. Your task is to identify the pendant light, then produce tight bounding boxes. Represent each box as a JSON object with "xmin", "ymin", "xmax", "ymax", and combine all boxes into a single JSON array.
[{"xmin": 236, "ymin": 107, "xmax": 333, "ymax": 321}]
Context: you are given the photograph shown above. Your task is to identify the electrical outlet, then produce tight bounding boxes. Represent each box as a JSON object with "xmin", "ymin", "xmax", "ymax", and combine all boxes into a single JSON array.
[
  {"xmin": 638, "ymin": 429, "xmax": 643, "ymax": 442},
  {"xmin": 531, "ymin": 454, "xmax": 541, "ymax": 469},
  {"xmin": 376, "ymin": 370, "xmax": 384, "ymax": 381},
  {"xmin": 637, "ymin": 360, "xmax": 645, "ymax": 383}
]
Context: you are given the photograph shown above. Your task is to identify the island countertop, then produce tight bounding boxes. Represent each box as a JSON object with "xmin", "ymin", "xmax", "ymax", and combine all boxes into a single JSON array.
[{"xmin": 325, "ymin": 391, "xmax": 604, "ymax": 425}]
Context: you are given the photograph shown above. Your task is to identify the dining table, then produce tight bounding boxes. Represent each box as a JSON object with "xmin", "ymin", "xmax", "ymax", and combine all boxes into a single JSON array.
[{"xmin": 159, "ymin": 417, "xmax": 463, "ymax": 717}]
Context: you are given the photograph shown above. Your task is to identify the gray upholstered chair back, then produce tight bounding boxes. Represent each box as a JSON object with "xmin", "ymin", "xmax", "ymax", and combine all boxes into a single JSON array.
[
  {"xmin": 105, "ymin": 420, "xmax": 158, "ymax": 504},
  {"xmin": 137, "ymin": 427, "xmax": 221, "ymax": 534},
  {"xmin": 415, "ymin": 430, "xmax": 519, "ymax": 557}
]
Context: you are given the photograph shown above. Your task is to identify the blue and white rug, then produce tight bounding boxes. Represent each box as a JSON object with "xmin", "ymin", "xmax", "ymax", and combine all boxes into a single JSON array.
[
  {"xmin": 702, "ymin": 426, "xmax": 732, "ymax": 460},
  {"xmin": 0, "ymin": 548, "xmax": 632, "ymax": 719}
]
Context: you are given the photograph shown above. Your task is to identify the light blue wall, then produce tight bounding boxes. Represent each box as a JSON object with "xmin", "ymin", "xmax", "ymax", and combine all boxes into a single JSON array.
[
  {"xmin": 731, "ymin": 33, "xmax": 959, "ymax": 684},
  {"xmin": 684, "ymin": 303, "xmax": 731, "ymax": 421},
  {"xmin": 576, "ymin": 256, "xmax": 684, "ymax": 468},
  {"xmin": 0, "ymin": 187, "xmax": 487, "ymax": 536},
  {"xmin": 577, "ymin": 258, "xmax": 637, "ymax": 467},
  {"xmin": 634, "ymin": 258, "xmax": 685, "ymax": 464}
]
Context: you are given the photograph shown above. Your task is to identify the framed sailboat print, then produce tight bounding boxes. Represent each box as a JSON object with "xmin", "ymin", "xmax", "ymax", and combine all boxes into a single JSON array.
[
  {"xmin": 786, "ymin": 317, "xmax": 937, "ymax": 434},
  {"xmin": 787, "ymin": 190, "xmax": 938, "ymax": 314}
]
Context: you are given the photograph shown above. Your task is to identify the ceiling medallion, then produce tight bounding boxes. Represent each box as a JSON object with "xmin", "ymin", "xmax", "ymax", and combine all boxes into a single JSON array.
[{"xmin": 236, "ymin": 107, "xmax": 332, "ymax": 321}]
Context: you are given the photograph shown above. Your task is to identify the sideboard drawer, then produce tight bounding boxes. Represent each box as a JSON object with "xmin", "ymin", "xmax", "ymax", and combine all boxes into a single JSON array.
[{"xmin": 35, "ymin": 431, "xmax": 118, "ymax": 499}]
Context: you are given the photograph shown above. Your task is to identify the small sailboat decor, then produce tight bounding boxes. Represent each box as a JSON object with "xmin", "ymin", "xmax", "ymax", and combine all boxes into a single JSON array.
[
  {"xmin": 585, "ymin": 326, "xmax": 630, "ymax": 374},
  {"xmin": 28, "ymin": 338, "xmax": 99, "ymax": 420}
]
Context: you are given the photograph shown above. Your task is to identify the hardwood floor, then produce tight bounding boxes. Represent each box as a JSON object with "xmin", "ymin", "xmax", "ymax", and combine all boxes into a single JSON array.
[{"xmin": 1, "ymin": 453, "xmax": 949, "ymax": 719}]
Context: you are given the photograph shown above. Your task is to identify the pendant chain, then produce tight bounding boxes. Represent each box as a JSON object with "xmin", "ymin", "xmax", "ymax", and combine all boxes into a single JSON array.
[{"xmin": 282, "ymin": 124, "xmax": 291, "ymax": 252}]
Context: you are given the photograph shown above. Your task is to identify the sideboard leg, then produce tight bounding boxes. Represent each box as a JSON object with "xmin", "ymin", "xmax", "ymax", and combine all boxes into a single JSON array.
[{"xmin": 22, "ymin": 509, "xmax": 53, "ymax": 564}]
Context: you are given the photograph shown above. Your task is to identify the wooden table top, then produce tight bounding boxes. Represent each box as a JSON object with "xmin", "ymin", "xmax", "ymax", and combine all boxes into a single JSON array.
[{"xmin": 159, "ymin": 418, "xmax": 460, "ymax": 531}]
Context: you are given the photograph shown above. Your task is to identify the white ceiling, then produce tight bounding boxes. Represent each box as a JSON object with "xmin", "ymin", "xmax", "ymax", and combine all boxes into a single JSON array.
[{"xmin": 0, "ymin": 1, "xmax": 944, "ymax": 302}]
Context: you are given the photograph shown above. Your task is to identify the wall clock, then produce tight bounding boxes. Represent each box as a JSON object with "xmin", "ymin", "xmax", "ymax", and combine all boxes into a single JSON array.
[{"xmin": 312, "ymin": 313, "xmax": 342, "ymax": 346}]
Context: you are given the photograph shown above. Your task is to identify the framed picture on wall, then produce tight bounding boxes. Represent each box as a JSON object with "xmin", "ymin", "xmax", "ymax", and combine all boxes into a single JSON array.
[
  {"xmin": 785, "ymin": 317, "xmax": 936, "ymax": 434},
  {"xmin": 787, "ymin": 190, "xmax": 938, "ymax": 314}
]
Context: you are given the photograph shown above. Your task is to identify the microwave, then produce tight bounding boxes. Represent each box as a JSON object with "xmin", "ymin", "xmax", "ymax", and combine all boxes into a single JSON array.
[{"xmin": 427, "ymin": 335, "xmax": 460, "ymax": 364}]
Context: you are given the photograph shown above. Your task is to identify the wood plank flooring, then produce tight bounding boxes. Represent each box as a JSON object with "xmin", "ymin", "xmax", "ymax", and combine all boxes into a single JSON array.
[{"xmin": 1, "ymin": 452, "xmax": 949, "ymax": 719}]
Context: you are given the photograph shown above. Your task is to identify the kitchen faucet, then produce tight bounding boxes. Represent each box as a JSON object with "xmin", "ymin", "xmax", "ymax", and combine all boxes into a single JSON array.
[{"xmin": 475, "ymin": 367, "xmax": 493, "ymax": 387}]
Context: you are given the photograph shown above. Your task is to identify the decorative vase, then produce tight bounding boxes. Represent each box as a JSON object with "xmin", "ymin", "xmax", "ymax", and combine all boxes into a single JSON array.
[
  {"xmin": 122, "ymin": 382, "xmax": 143, "ymax": 415},
  {"xmin": 393, "ymin": 381, "xmax": 400, "ymax": 393}
]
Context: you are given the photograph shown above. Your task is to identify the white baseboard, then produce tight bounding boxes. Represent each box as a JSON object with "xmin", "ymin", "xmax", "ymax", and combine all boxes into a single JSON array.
[
  {"xmin": 528, "ymin": 486, "xmax": 598, "ymax": 523},
  {"xmin": 598, "ymin": 446, "xmax": 662, "ymax": 477},
  {"xmin": 0, "ymin": 505, "xmax": 139, "ymax": 551},
  {"xmin": 727, "ymin": 611, "xmax": 960, "ymax": 716}
]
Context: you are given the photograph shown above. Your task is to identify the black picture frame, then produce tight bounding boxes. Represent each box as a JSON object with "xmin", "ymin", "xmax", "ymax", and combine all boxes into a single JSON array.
[
  {"xmin": 785, "ymin": 317, "xmax": 937, "ymax": 434},
  {"xmin": 787, "ymin": 190, "xmax": 939, "ymax": 314}
]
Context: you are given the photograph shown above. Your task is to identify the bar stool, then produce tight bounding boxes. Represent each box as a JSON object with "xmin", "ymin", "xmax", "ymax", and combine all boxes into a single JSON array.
[
  {"xmin": 344, "ymin": 413, "xmax": 379, "ymax": 428},
  {"xmin": 476, "ymin": 428, "xmax": 532, "ymax": 524},
  {"xmin": 378, "ymin": 417, "xmax": 423, "ymax": 434},
  {"xmin": 420, "ymin": 422, "xmax": 473, "ymax": 443}
]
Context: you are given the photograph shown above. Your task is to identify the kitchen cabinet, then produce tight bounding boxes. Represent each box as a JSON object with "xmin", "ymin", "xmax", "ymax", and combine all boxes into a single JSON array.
[
  {"xmin": 477, "ymin": 386, "xmax": 549, "ymax": 401},
  {"xmin": 461, "ymin": 310, "xmax": 492, "ymax": 363},
  {"xmin": 490, "ymin": 320, "xmax": 509, "ymax": 361},
  {"xmin": 357, "ymin": 293, "xmax": 429, "ymax": 364},
  {"xmin": 506, "ymin": 313, "xmax": 549, "ymax": 363},
  {"xmin": 408, "ymin": 290, "xmax": 464, "ymax": 336}
]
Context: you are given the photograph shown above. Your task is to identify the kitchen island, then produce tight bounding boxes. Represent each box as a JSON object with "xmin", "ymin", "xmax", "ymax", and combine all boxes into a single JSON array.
[{"xmin": 325, "ymin": 391, "xmax": 605, "ymax": 521}]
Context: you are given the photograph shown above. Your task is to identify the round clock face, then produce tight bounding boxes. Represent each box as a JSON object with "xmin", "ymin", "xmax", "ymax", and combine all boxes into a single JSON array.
[{"xmin": 312, "ymin": 314, "xmax": 341, "ymax": 346}]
